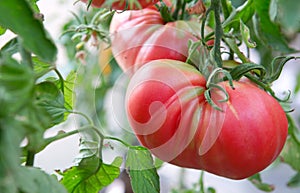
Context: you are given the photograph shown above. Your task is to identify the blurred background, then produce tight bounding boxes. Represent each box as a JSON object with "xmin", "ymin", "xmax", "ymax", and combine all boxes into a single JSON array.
[{"xmin": 1, "ymin": 0, "xmax": 299, "ymax": 192}]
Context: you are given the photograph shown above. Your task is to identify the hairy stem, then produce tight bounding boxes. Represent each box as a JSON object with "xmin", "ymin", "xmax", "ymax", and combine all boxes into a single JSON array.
[{"xmin": 211, "ymin": 0, "xmax": 223, "ymax": 68}]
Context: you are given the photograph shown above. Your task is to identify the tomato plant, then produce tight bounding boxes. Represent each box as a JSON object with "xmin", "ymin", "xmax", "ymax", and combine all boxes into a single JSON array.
[
  {"xmin": 80, "ymin": 0, "xmax": 159, "ymax": 9},
  {"xmin": 125, "ymin": 59, "xmax": 288, "ymax": 179},
  {"xmin": 1, "ymin": 0, "xmax": 300, "ymax": 193}
]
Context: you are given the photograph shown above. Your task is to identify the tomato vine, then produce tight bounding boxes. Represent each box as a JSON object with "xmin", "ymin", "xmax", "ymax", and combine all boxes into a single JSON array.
[{"xmin": 1, "ymin": 0, "xmax": 300, "ymax": 193}]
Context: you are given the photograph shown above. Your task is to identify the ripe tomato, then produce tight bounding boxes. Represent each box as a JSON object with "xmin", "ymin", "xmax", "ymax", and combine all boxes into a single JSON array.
[
  {"xmin": 109, "ymin": 8, "xmax": 206, "ymax": 75},
  {"xmin": 125, "ymin": 59, "xmax": 288, "ymax": 179},
  {"xmin": 80, "ymin": 0, "xmax": 159, "ymax": 10}
]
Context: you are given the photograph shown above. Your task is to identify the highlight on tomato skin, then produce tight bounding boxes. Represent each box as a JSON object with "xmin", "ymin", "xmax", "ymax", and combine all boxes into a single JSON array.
[
  {"xmin": 125, "ymin": 59, "xmax": 288, "ymax": 180},
  {"xmin": 80, "ymin": 0, "xmax": 159, "ymax": 10}
]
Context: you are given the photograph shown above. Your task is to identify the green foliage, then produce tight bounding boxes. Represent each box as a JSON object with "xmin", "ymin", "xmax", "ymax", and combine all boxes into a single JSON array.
[
  {"xmin": 60, "ymin": 156, "xmax": 122, "ymax": 193},
  {"xmin": 126, "ymin": 147, "xmax": 160, "ymax": 193},
  {"xmin": 0, "ymin": 0, "xmax": 300, "ymax": 193},
  {"xmin": 34, "ymin": 81, "xmax": 66, "ymax": 125},
  {"xmin": 270, "ymin": 0, "xmax": 300, "ymax": 35},
  {"xmin": 248, "ymin": 174, "xmax": 274, "ymax": 192},
  {"xmin": 253, "ymin": 0, "xmax": 294, "ymax": 54},
  {"xmin": 0, "ymin": 56, "xmax": 35, "ymax": 117},
  {"xmin": 0, "ymin": 0, "xmax": 57, "ymax": 62},
  {"xmin": 281, "ymin": 137, "xmax": 300, "ymax": 171},
  {"xmin": 287, "ymin": 172, "xmax": 300, "ymax": 188}
]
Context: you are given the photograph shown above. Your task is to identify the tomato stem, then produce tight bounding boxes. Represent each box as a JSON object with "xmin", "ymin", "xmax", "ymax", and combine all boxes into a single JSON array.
[
  {"xmin": 25, "ymin": 150, "xmax": 35, "ymax": 166},
  {"xmin": 221, "ymin": 0, "xmax": 230, "ymax": 19},
  {"xmin": 224, "ymin": 37, "xmax": 249, "ymax": 63},
  {"xmin": 199, "ymin": 171, "xmax": 205, "ymax": 193},
  {"xmin": 211, "ymin": 0, "xmax": 223, "ymax": 68},
  {"xmin": 172, "ymin": 0, "xmax": 182, "ymax": 20}
]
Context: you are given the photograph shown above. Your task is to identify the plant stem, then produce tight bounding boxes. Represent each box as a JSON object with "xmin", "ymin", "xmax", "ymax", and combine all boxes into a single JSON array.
[
  {"xmin": 70, "ymin": 110, "xmax": 94, "ymax": 126},
  {"xmin": 104, "ymin": 136, "xmax": 132, "ymax": 148},
  {"xmin": 224, "ymin": 37, "xmax": 249, "ymax": 63},
  {"xmin": 179, "ymin": 1, "xmax": 186, "ymax": 20},
  {"xmin": 25, "ymin": 150, "xmax": 35, "ymax": 166},
  {"xmin": 172, "ymin": 0, "xmax": 182, "ymax": 20},
  {"xmin": 211, "ymin": 0, "xmax": 223, "ymax": 68},
  {"xmin": 199, "ymin": 171, "xmax": 205, "ymax": 193}
]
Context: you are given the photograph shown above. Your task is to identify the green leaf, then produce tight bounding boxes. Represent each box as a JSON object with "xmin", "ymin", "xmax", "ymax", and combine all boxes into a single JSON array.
[
  {"xmin": 294, "ymin": 72, "xmax": 300, "ymax": 94},
  {"xmin": 16, "ymin": 166, "xmax": 67, "ymax": 193},
  {"xmin": 0, "ymin": 25, "xmax": 6, "ymax": 35},
  {"xmin": 25, "ymin": 0, "xmax": 40, "ymax": 13},
  {"xmin": 266, "ymin": 56, "xmax": 298, "ymax": 83},
  {"xmin": 0, "ymin": 0, "xmax": 57, "ymax": 62},
  {"xmin": 281, "ymin": 137, "xmax": 300, "ymax": 171},
  {"xmin": 1, "ymin": 117, "xmax": 67, "ymax": 193},
  {"xmin": 32, "ymin": 57, "xmax": 55, "ymax": 78},
  {"xmin": 0, "ymin": 37, "xmax": 19, "ymax": 56},
  {"xmin": 287, "ymin": 172, "xmax": 300, "ymax": 188},
  {"xmin": 60, "ymin": 156, "xmax": 122, "ymax": 193},
  {"xmin": 248, "ymin": 173, "xmax": 274, "ymax": 192},
  {"xmin": 271, "ymin": 0, "xmax": 300, "ymax": 35},
  {"xmin": 253, "ymin": 0, "xmax": 294, "ymax": 54},
  {"xmin": 229, "ymin": 62, "xmax": 265, "ymax": 80},
  {"xmin": 240, "ymin": 20, "xmax": 256, "ymax": 48},
  {"xmin": 126, "ymin": 146, "xmax": 160, "ymax": 193},
  {"xmin": 0, "ymin": 118, "xmax": 25, "ymax": 193},
  {"xmin": 223, "ymin": 0, "xmax": 255, "ymax": 31},
  {"xmin": 64, "ymin": 71, "xmax": 77, "ymax": 111},
  {"xmin": 34, "ymin": 81, "xmax": 66, "ymax": 126},
  {"xmin": 0, "ymin": 56, "xmax": 35, "ymax": 118}
]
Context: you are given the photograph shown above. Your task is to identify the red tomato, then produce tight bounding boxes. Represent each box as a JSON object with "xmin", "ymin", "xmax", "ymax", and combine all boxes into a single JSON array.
[
  {"xmin": 125, "ymin": 59, "xmax": 288, "ymax": 179},
  {"xmin": 109, "ymin": 8, "xmax": 207, "ymax": 75},
  {"xmin": 80, "ymin": 0, "xmax": 159, "ymax": 10}
]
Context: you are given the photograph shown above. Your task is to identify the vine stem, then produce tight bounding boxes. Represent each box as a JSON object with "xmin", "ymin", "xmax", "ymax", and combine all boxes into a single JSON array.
[
  {"xmin": 199, "ymin": 171, "xmax": 205, "ymax": 193},
  {"xmin": 43, "ymin": 125, "xmax": 132, "ymax": 153},
  {"xmin": 25, "ymin": 150, "xmax": 35, "ymax": 166},
  {"xmin": 172, "ymin": 0, "xmax": 182, "ymax": 20},
  {"xmin": 224, "ymin": 37, "xmax": 249, "ymax": 63},
  {"xmin": 69, "ymin": 110, "xmax": 94, "ymax": 126},
  {"xmin": 211, "ymin": 0, "xmax": 223, "ymax": 68},
  {"xmin": 43, "ymin": 111, "xmax": 133, "ymax": 153}
]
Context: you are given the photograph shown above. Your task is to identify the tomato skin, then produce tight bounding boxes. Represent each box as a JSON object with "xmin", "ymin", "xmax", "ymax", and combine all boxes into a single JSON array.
[
  {"xmin": 126, "ymin": 59, "xmax": 288, "ymax": 179},
  {"xmin": 110, "ymin": 8, "xmax": 204, "ymax": 75},
  {"xmin": 80, "ymin": 0, "xmax": 159, "ymax": 10}
]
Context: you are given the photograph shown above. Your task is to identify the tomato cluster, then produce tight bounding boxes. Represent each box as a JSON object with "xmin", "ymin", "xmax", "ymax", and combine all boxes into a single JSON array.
[{"xmin": 107, "ymin": 1, "xmax": 288, "ymax": 180}]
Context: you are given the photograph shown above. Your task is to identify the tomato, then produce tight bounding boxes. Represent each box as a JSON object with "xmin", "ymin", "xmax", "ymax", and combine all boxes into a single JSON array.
[
  {"xmin": 80, "ymin": 0, "xmax": 159, "ymax": 10},
  {"xmin": 109, "ymin": 8, "xmax": 207, "ymax": 75},
  {"xmin": 125, "ymin": 59, "xmax": 288, "ymax": 179}
]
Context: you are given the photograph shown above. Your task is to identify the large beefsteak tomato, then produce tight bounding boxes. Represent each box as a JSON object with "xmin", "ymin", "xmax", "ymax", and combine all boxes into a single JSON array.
[
  {"xmin": 109, "ymin": 8, "xmax": 207, "ymax": 75},
  {"xmin": 81, "ymin": 0, "xmax": 159, "ymax": 10},
  {"xmin": 125, "ymin": 59, "xmax": 288, "ymax": 179}
]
